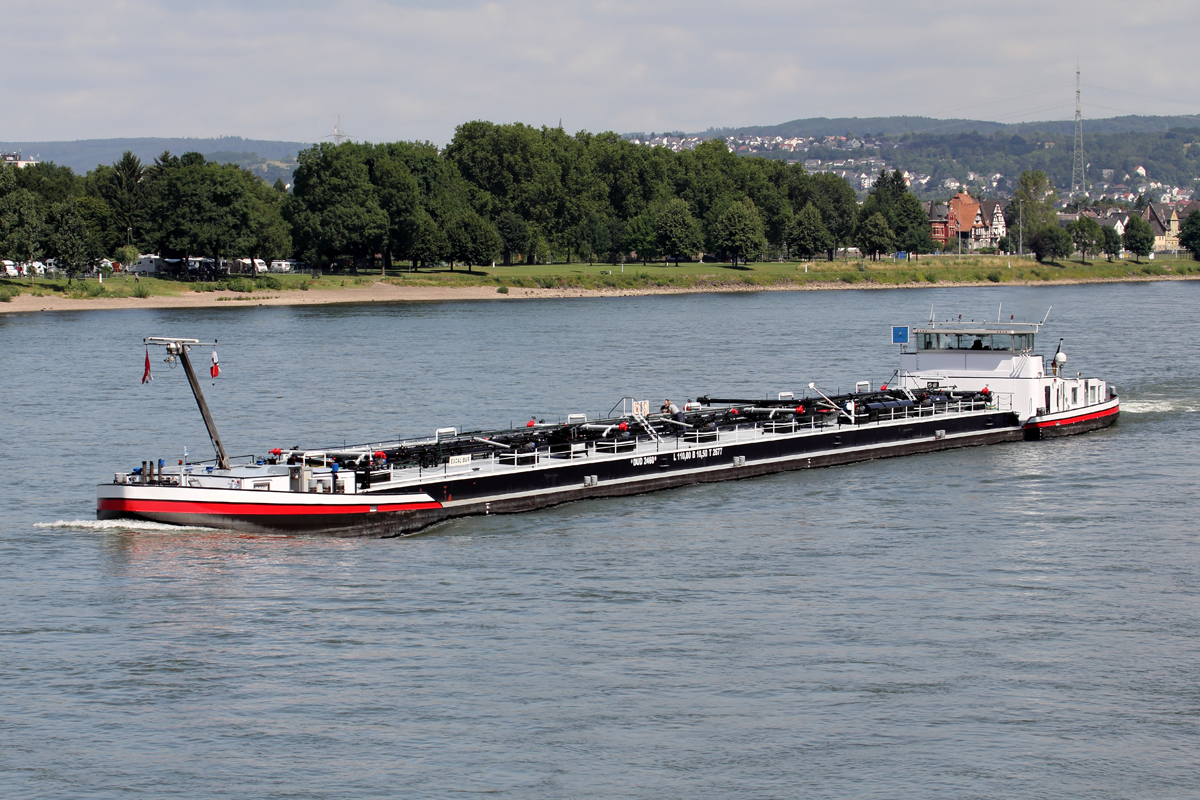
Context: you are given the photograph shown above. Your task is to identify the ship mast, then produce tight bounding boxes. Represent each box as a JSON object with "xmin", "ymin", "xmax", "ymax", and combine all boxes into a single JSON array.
[{"xmin": 145, "ymin": 337, "xmax": 230, "ymax": 470}]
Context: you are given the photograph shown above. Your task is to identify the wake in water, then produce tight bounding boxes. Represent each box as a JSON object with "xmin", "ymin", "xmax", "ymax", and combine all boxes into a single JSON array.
[
  {"xmin": 34, "ymin": 519, "xmax": 220, "ymax": 533},
  {"xmin": 1121, "ymin": 400, "xmax": 1199, "ymax": 414}
]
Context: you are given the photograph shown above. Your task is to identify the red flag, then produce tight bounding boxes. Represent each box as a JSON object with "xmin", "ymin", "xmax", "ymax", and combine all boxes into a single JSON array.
[
  {"xmin": 210, "ymin": 350, "xmax": 219, "ymax": 379},
  {"xmin": 142, "ymin": 349, "xmax": 153, "ymax": 384}
]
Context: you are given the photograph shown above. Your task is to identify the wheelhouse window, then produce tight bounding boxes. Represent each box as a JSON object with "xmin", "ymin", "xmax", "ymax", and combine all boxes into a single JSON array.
[{"xmin": 917, "ymin": 333, "xmax": 1026, "ymax": 351}]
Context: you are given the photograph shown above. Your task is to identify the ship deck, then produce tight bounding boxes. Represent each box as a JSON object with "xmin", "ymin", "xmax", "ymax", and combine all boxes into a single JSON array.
[{"xmin": 358, "ymin": 396, "xmax": 1009, "ymax": 494}]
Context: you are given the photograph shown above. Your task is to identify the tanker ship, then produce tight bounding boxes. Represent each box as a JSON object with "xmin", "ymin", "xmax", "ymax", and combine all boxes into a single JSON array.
[{"xmin": 97, "ymin": 315, "xmax": 1118, "ymax": 537}]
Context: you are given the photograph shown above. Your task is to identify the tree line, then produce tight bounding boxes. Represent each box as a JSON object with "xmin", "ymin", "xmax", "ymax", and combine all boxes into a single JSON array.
[
  {"xmin": 0, "ymin": 123, "xmax": 950, "ymax": 277},
  {"xmin": 5, "ymin": 121, "xmax": 1199, "ymax": 279},
  {"xmin": 0, "ymin": 150, "xmax": 288, "ymax": 278}
]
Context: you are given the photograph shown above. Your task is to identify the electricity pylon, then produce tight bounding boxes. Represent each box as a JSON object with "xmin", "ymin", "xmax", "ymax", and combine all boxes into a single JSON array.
[{"xmin": 1071, "ymin": 64, "xmax": 1086, "ymax": 196}]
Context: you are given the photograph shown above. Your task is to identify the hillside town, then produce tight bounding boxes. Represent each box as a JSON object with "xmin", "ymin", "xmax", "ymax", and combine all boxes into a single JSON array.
[
  {"xmin": 625, "ymin": 134, "xmax": 1200, "ymax": 255},
  {"xmin": 628, "ymin": 132, "xmax": 1199, "ymax": 208}
]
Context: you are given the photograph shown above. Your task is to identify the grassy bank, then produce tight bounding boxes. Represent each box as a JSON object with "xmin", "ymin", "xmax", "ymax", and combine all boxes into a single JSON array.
[
  {"xmin": 2, "ymin": 254, "xmax": 1196, "ymax": 303},
  {"xmin": 382, "ymin": 253, "xmax": 1200, "ymax": 291}
]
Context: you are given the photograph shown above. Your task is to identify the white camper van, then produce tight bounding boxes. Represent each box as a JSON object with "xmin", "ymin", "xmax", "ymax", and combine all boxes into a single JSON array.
[
  {"xmin": 236, "ymin": 258, "xmax": 269, "ymax": 274},
  {"xmin": 130, "ymin": 254, "xmax": 163, "ymax": 275},
  {"xmin": 268, "ymin": 260, "xmax": 295, "ymax": 273}
]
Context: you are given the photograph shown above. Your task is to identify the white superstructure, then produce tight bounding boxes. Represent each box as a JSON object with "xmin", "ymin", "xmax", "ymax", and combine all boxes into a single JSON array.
[{"xmin": 897, "ymin": 318, "xmax": 1115, "ymax": 426}]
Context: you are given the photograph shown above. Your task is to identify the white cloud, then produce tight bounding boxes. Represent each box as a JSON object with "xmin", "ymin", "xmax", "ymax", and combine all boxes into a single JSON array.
[{"xmin": 3, "ymin": 0, "xmax": 1199, "ymax": 144}]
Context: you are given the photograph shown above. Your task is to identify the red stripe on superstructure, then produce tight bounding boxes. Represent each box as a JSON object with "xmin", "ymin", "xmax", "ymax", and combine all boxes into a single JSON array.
[
  {"xmin": 1027, "ymin": 404, "xmax": 1119, "ymax": 429},
  {"xmin": 97, "ymin": 499, "xmax": 442, "ymax": 515}
]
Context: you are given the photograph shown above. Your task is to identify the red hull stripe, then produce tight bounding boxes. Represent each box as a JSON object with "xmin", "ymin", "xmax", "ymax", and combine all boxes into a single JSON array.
[
  {"xmin": 1027, "ymin": 405, "xmax": 1119, "ymax": 429},
  {"xmin": 97, "ymin": 499, "xmax": 442, "ymax": 516}
]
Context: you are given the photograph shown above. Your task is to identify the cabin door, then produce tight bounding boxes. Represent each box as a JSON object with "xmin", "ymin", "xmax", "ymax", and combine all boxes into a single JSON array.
[{"xmin": 1044, "ymin": 386, "xmax": 1051, "ymax": 414}]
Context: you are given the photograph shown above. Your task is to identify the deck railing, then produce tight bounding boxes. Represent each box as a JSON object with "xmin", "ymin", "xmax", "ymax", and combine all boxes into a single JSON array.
[
  {"xmin": 374, "ymin": 396, "xmax": 1005, "ymax": 485},
  {"xmin": 158, "ymin": 395, "xmax": 1008, "ymax": 491}
]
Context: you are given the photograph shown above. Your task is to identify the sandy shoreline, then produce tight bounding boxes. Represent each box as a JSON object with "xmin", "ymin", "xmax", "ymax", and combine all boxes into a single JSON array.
[{"xmin": 2, "ymin": 274, "xmax": 1198, "ymax": 314}]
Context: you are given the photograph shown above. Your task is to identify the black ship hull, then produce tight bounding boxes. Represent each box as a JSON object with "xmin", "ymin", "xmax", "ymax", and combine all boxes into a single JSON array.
[{"xmin": 335, "ymin": 410, "xmax": 1024, "ymax": 538}]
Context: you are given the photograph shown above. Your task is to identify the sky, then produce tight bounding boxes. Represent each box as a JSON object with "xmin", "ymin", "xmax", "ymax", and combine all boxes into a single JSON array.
[{"xmin": 6, "ymin": 0, "xmax": 1200, "ymax": 145}]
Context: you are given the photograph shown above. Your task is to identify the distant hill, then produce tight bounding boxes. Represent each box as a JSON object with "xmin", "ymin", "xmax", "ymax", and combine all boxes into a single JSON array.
[
  {"xmin": 0, "ymin": 136, "xmax": 313, "ymax": 179},
  {"xmin": 692, "ymin": 115, "xmax": 1200, "ymax": 140}
]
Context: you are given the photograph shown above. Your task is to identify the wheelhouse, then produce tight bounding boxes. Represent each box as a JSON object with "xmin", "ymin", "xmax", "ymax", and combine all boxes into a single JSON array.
[{"xmin": 913, "ymin": 326, "xmax": 1036, "ymax": 353}]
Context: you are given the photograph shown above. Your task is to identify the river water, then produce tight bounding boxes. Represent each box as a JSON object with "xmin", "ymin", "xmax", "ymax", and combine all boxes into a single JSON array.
[{"xmin": 2, "ymin": 282, "xmax": 1198, "ymax": 799}]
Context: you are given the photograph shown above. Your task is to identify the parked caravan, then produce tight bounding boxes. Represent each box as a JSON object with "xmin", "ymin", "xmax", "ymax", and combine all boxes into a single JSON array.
[
  {"xmin": 235, "ymin": 258, "xmax": 269, "ymax": 274},
  {"xmin": 130, "ymin": 255, "xmax": 163, "ymax": 275}
]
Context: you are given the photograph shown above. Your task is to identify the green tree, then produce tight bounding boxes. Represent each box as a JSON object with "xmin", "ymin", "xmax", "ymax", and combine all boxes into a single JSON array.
[
  {"xmin": 0, "ymin": 164, "xmax": 16, "ymax": 199},
  {"xmin": 1179, "ymin": 210, "xmax": 1200, "ymax": 260},
  {"xmin": 368, "ymin": 152, "xmax": 420, "ymax": 273},
  {"xmin": 1100, "ymin": 225, "xmax": 1123, "ymax": 261},
  {"xmin": 74, "ymin": 195, "xmax": 117, "ymax": 260},
  {"xmin": 604, "ymin": 216, "xmax": 628, "ymax": 264},
  {"xmin": 143, "ymin": 153, "xmax": 257, "ymax": 263},
  {"xmin": 495, "ymin": 210, "xmax": 529, "ymax": 264},
  {"xmin": 711, "ymin": 199, "xmax": 766, "ymax": 267},
  {"xmin": 48, "ymin": 200, "xmax": 92, "ymax": 283},
  {"xmin": 899, "ymin": 222, "xmax": 937, "ymax": 259},
  {"xmin": 873, "ymin": 169, "xmax": 910, "ymax": 205},
  {"xmin": 1068, "ymin": 216, "xmax": 1102, "ymax": 262},
  {"xmin": 655, "ymin": 198, "xmax": 702, "ymax": 264},
  {"xmin": 444, "ymin": 121, "xmax": 570, "ymax": 237},
  {"xmin": 286, "ymin": 143, "xmax": 388, "ymax": 271},
  {"xmin": 13, "ymin": 161, "xmax": 84, "ymax": 206},
  {"xmin": 891, "ymin": 192, "xmax": 931, "ymax": 250},
  {"xmin": 445, "ymin": 210, "xmax": 501, "ymax": 268},
  {"xmin": 409, "ymin": 211, "xmax": 449, "ymax": 268},
  {"xmin": 675, "ymin": 139, "xmax": 744, "ymax": 236},
  {"xmin": 856, "ymin": 169, "xmax": 910, "ymax": 234},
  {"xmin": 789, "ymin": 202, "xmax": 832, "ymax": 260},
  {"xmin": 1029, "ymin": 226, "xmax": 1073, "ymax": 263},
  {"xmin": 854, "ymin": 212, "xmax": 896, "ymax": 260},
  {"xmin": 243, "ymin": 174, "xmax": 292, "ymax": 262},
  {"xmin": 574, "ymin": 215, "xmax": 629, "ymax": 265},
  {"xmin": 625, "ymin": 212, "xmax": 657, "ymax": 264},
  {"xmin": 110, "ymin": 151, "xmax": 144, "ymax": 245},
  {"xmin": 805, "ymin": 172, "xmax": 858, "ymax": 259},
  {"xmin": 115, "ymin": 244, "xmax": 139, "ymax": 269},
  {"xmin": 1008, "ymin": 170, "xmax": 1058, "ymax": 248},
  {"xmin": 0, "ymin": 189, "xmax": 46, "ymax": 264},
  {"xmin": 1123, "ymin": 215, "xmax": 1154, "ymax": 262}
]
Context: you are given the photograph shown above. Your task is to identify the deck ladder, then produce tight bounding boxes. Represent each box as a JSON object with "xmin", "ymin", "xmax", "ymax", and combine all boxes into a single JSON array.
[{"xmin": 630, "ymin": 412, "xmax": 662, "ymax": 443}]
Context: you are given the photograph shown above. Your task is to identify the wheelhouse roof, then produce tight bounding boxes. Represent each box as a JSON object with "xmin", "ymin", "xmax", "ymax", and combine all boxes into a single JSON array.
[{"xmin": 913, "ymin": 322, "xmax": 1042, "ymax": 335}]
